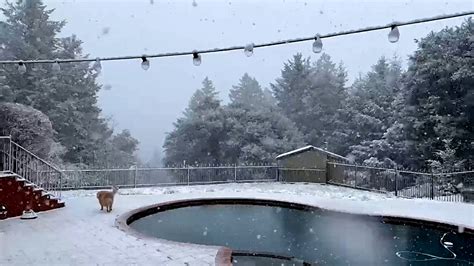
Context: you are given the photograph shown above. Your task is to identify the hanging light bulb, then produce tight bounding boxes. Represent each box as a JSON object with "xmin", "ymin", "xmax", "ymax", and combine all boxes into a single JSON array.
[
  {"xmin": 18, "ymin": 61, "xmax": 27, "ymax": 74},
  {"xmin": 92, "ymin": 57, "xmax": 102, "ymax": 73},
  {"xmin": 52, "ymin": 60, "xmax": 61, "ymax": 73},
  {"xmin": 388, "ymin": 25, "xmax": 400, "ymax": 43},
  {"xmin": 312, "ymin": 35, "xmax": 323, "ymax": 53},
  {"xmin": 141, "ymin": 56, "xmax": 150, "ymax": 70},
  {"xmin": 244, "ymin": 43, "xmax": 254, "ymax": 57},
  {"xmin": 192, "ymin": 51, "xmax": 201, "ymax": 66}
]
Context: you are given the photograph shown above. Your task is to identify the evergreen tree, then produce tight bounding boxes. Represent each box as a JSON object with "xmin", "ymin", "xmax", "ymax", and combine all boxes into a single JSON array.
[
  {"xmin": 163, "ymin": 78, "xmax": 226, "ymax": 166},
  {"xmin": 272, "ymin": 53, "xmax": 348, "ymax": 154},
  {"xmin": 0, "ymin": 0, "xmax": 136, "ymax": 166},
  {"xmin": 95, "ymin": 129, "xmax": 140, "ymax": 168},
  {"xmin": 428, "ymin": 139, "xmax": 465, "ymax": 194},
  {"xmin": 346, "ymin": 57, "xmax": 405, "ymax": 166},
  {"xmin": 271, "ymin": 53, "xmax": 313, "ymax": 132},
  {"xmin": 404, "ymin": 19, "xmax": 473, "ymax": 169},
  {"xmin": 305, "ymin": 54, "xmax": 348, "ymax": 153},
  {"xmin": 225, "ymin": 74, "xmax": 304, "ymax": 164}
]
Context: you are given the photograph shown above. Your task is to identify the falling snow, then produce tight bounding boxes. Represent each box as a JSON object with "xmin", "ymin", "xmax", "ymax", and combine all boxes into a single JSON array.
[
  {"xmin": 101, "ymin": 27, "xmax": 110, "ymax": 35},
  {"xmin": 1, "ymin": 183, "xmax": 472, "ymax": 265}
]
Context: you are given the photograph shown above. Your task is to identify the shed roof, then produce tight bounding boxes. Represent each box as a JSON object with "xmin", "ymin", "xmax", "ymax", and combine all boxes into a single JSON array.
[{"xmin": 275, "ymin": 145, "xmax": 348, "ymax": 161}]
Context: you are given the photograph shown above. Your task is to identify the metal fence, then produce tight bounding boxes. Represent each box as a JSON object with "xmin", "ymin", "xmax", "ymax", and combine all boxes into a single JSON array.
[
  {"xmin": 2, "ymin": 133, "xmax": 472, "ymax": 204},
  {"xmin": 60, "ymin": 165, "xmax": 279, "ymax": 189},
  {"xmin": 0, "ymin": 136, "xmax": 62, "ymax": 198},
  {"xmin": 327, "ymin": 162, "xmax": 473, "ymax": 202}
]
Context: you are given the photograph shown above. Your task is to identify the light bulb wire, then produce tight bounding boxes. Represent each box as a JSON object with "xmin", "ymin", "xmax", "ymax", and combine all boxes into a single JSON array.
[{"xmin": 0, "ymin": 11, "xmax": 472, "ymax": 65}]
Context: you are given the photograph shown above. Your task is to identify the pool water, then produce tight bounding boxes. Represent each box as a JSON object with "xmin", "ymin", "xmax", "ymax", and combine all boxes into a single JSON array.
[{"xmin": 129, "ymin": 203, "xmax": 473, "ymax": 265}]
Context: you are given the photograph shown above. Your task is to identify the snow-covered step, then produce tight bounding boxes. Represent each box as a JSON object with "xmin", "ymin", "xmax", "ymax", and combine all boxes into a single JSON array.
[
  {"xmin": 0, "ymin": 172, "xmax": 17, "ymax": 178},
  {"xmin": 0, "ymin": 175, "xmax": 65, "ymax": 218}
]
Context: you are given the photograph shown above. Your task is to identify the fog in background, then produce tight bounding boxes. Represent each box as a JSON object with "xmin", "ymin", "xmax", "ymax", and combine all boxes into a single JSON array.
[{"xmin": 43, "ymin": 0, "xmax": 471, "ymax": 161}]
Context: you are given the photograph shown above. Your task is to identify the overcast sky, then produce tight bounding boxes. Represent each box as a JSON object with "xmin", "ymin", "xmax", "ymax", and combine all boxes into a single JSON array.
[{"xmin": 40, "ymin": 0, "xmax": 472, "ymax": 161}]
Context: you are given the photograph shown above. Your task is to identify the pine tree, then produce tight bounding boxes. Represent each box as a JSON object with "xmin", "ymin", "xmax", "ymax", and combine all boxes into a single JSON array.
[
  {"xmin": 404, "ymin": 19, "xmax": 473, "ymax": 169},
  {"xmin": 346, "ymin": 57, "xmax": 405, "ymax": 166},
  {"xmin": 428, "ymin": 139, "xmax": 465, "ymax": 194},
  {"xmin": 0, "ymin": 0, "xmax": 132, "ymax": 166},
  {"xmin": 225, "ymin": 74, "xmax": 304, "ymax": 164},
  {"xmin": 98, "ymin": 129, "xmax": 139, "ymax": 168},
  {"xmin": 271, "ymin": 53, "xmax": 348, "ymax": 154},
  {"xmin": 305, "ymin": 54, "xmax": 348, "ymax": 154},
  {"xmin": 163, "ymin": 78, "xmax": 226, "ymax": 166},
  {"xmin": 271, "ymin": 53, "xmax": 313, "ymax": 132}
]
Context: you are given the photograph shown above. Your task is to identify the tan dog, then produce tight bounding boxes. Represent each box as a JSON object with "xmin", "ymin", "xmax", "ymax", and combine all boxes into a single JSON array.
[{"xmin": 97, "ymin": 186, "xmax": 119, "ymax": 212}]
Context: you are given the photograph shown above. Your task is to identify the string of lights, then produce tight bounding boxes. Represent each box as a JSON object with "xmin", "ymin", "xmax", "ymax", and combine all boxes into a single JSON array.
[{"xmin": 0, "ymin": 11, "xmax": 472, "ymax": 73}]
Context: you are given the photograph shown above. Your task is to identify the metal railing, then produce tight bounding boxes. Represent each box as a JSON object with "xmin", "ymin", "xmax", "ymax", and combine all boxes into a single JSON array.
[
  {"xmin": 327, "ymin": 162, "xmax": 473, "ymax": 202},
  {"xmin": 0, "ymin": 136, "xmax": 62, "ymax": 198},
  {"xmin": 2, "ymin": 133, "xmax": 472, "ymax": 204},
  {"xmin": 60, "ymin": 165, "xmax": 279, "ymax": 189}
]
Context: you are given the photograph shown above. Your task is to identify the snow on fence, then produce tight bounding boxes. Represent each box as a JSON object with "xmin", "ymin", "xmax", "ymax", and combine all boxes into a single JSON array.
[
  {"xmin": 327, "ymin": 162, "xmax": 472, "ymax": 203},
  {"xmin": 2, "ymin": 134, "xmax": 472, "ymax": 204},
  {"xmin": 60, "ymin": 165, "xmax": 279, "ymax": 189}
]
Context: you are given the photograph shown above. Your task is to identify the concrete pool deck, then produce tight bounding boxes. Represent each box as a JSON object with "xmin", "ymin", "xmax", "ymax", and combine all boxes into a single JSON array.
[{"xmin": 1, "ymin": 183, "xmax": 473, "ymax": 265}]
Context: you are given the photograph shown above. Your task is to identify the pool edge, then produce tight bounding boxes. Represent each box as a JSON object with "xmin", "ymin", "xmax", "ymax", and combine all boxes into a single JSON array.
[{"xmin": 115, "ymin": 197, "xmax": 474, "ymax": 265}]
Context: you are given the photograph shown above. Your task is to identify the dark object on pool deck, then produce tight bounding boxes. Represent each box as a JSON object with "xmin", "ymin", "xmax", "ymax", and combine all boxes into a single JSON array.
[{"xmin": 118, "ymin": 198, "xmax": 474, "ymax": 266}]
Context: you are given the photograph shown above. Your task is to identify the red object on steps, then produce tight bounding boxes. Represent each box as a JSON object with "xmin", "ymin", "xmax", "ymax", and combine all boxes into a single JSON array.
[{"xmin": 0, "ymin": 174, "xmax": 65, "ymax": 218}]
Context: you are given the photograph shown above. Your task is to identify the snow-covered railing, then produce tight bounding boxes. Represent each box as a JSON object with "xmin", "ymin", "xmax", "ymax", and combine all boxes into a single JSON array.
[
  {"xmin": 60, "ymin": 165, "xmax": 279, "ymax": 190},
  {"xmin": 0, "ymin": 136, "xmax": 62, "ymax": 198},
  {"xmin": 327, "ymin": 162, "xmax": 473, "ymax": 203}
]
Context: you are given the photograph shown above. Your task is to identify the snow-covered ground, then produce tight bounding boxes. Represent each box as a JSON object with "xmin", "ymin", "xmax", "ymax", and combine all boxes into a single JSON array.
[{"xmin": 1, "ymin": 182, "xmax": 473, "ymax": 265}]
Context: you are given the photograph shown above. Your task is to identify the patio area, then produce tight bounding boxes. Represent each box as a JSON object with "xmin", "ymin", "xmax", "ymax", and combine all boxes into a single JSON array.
[{"xmin": 1, "ymin": 182, "xmax": 473, "ymax": 265}]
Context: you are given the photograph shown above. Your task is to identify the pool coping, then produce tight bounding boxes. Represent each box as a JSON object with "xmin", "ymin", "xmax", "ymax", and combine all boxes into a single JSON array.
[
  {"xmin": 115, "ymin": 198, "xmax": 234, "ymax": 266},
  {"xmin": 115, "ymin": 197, "xmax": 474, "ymax": 265}
]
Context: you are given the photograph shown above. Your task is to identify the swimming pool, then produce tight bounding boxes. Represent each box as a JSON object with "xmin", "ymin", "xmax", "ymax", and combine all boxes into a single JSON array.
[{"xmin": 120, "ymin": 198, "xmax": 473, "ymax": 265}]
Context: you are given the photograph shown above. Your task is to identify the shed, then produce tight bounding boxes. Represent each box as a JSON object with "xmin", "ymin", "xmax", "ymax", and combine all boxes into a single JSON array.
[{"xmin": 276, "ymin": 145, "xmax": 348, "ymax": 183}]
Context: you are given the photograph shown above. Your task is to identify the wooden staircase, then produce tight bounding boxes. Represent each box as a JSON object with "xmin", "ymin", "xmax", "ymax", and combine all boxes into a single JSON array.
[
  {"xmin": 0, "ymin": 173, "xmax": 65, "ymax": 218},
  {"xmin": 0, "ymin": 136, "xmax": 65, "ymax": 219}
]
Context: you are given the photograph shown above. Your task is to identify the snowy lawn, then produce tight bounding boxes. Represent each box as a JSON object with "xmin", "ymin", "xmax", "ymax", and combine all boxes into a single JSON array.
[{"xmin": 0, "ymin": 182, "xmax": 473, "ymax": 266}]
